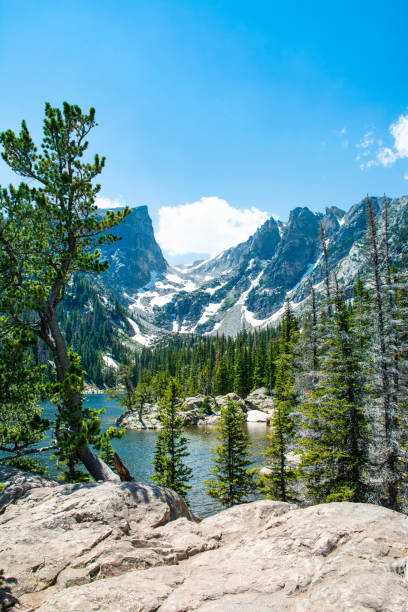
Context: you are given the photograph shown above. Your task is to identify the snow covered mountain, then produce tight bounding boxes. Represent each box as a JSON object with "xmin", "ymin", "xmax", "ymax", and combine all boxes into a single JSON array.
[{"xmin": 100, "ymin": 196, "xmax": 408, "ymax": 343}]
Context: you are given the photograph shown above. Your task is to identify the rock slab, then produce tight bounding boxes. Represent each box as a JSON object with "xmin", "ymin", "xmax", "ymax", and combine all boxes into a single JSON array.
[{"xmin": 1, "ymin": 468, "xmax": 408, "ymax": 611}]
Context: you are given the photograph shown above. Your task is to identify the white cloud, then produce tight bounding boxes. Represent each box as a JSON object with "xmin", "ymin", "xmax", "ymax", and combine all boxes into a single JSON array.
[
  {"xmin": 377, "ymin": 146, "xmax": 398, "ymax": 166},
  {"xmin": 156, "ymin": 197, "xmax": 269, "ymax": 257},
  {"xmin": 363, "ymin": 113, "xmax": 408, "ymax": 169},
  {"xmin": 357, "ymin": 131, "xmax": 374, "ymax": 150},
  {"xmin": 404, "ymin": 173, "xmax": 408, "ymax": 181},
  {"xmin": 95, "ymin": 196, "xmax": 124, "ymax": 209},
  {"xmin": 390, "ymin": 113, "xmax": 408, "ymax": 158}
]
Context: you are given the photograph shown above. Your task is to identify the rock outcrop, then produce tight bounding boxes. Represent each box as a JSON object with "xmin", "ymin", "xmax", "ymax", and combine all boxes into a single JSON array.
[
  {"xmin": 0, "ymin": 466, "xmax": 194, "ymax": 611},
  {"xmin": 116, "ymin": 389, "xmax": 274, "ymax": 431},
  {"xmin": 116, "ymin": 405, "xmax": 162, "ymax": 430},
  {"xmin": 1, "ymin": 467, "xmax": 408, "ymax": 611},
  {"xmin": 246, "ymin": 387, "xmax": 275, "ymax": 413},
  {"xmin": 246, "ymin": 409, "xmax": 270, "ymax": 423}
]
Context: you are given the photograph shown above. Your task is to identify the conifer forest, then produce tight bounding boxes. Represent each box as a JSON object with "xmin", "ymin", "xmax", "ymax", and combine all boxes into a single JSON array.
[{"xmin": 0, "ymin": 102, "xmax": 407, "ymax": 516}]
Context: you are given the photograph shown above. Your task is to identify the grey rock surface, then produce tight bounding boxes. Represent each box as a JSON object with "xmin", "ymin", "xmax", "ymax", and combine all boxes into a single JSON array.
[
  {"xmin": 246, "ymin": 387, "xmax": 275, "ymax": 413},
  {"xmin": 1, "ymin": 468, "xmax": 407, "ymax": 611},
  {"xmin": 116, "ymin": 404, "xmax": 162, "ymax": 430},
  {"xmin": 0, "ymin": 468, "xmax": 193, "ymax": 611},
  {"xmin": 38, "ymin": 500, "xmax": 408, "ymax": 612}
]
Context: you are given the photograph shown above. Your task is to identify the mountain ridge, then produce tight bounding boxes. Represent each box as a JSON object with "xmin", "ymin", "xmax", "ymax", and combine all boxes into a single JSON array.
[{"xmin": 97, "ymin": 195, "xmax": 408, "ymax": 344}]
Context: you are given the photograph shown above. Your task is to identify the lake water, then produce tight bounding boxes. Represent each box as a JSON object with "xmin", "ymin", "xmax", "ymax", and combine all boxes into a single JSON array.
[{"xmin": 36, "ymin": 395, "xmax": 272, "ymax": 517}]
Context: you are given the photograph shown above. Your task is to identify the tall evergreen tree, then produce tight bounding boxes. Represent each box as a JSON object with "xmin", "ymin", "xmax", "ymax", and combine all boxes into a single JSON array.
[
  {"xmin": 214, "ymin": 354, "xmax": 230, "ymax": 395},
  {"xmin": 319, "ymin": 222, "xmax": 332, "ymax": 318},
  {"xmin": 252, "ymin": 336, "xmax": 267, "ymax": 389},
  {"xmin": 364, "ymin": 196, "xmax": 399, "ymax": 509},
  {"xmin": 205, "ymin": 398, "xmax": 255, "ymax": 507},
  {"xmin": 0, "ymin": 102, "xmax": 130, "ymax": 481},
  {"xmin": 233, "ymin": 346, "xmax": 251, "ymax": 397},
  {"xmin": 298, "ymin": 283, "xmax": 367, "ymax": 502},
  {"xmin": 152, "ymin": 378, "xmax": 192, "ymax": 498},
  {"xmin": 259, "ymin": 299, "xmax": 298, "ymax": 501}
]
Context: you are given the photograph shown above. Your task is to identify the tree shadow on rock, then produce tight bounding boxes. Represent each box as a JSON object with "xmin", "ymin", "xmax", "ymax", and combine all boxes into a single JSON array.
[{"xmin": 0, "ymin": 568, "xmax": 19, "ymax": 611}]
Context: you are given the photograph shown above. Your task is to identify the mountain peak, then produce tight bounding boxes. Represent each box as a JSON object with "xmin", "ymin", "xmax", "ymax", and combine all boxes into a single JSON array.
[{"xmin": 101, "ymin": 205, "xmax": 167, "ymax": 295}]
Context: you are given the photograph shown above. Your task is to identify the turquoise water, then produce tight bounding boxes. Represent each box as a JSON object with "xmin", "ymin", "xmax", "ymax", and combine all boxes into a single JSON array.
[{"xmin": 34, "ymin": 395, "xmax": 271, "ymax": 517}]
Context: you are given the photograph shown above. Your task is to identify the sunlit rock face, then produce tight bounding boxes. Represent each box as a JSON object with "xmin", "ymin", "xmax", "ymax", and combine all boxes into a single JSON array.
[{"xmin": 2, "ymin": 467, "xmax": 407, "ymax": 612}]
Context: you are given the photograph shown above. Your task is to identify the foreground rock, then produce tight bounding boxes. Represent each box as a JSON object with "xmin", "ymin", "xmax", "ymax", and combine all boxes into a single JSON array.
[
  {"xmin": 1, "ymin": 468, "xmax": 407, "ymax": 611},
  {"xmin": 0, "ymin": 466, "xmax": 194, "ymax": 610},
  {"xmin": 116, "ymin": 388, "xmax": 274, "ymax": 430}
]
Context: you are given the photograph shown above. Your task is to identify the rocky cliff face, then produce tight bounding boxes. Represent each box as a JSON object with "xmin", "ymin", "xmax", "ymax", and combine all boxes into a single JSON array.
[
  {"xmin": 121, "ymin": 195, "xmax": 408, "ymax": 339},
  {"xmin": 100, "ymin": 205, "xmax": 167, "ymax": 295},
  {"xmin": 1, "ymin": 467, "xmax": 407, "ymax": 611}
]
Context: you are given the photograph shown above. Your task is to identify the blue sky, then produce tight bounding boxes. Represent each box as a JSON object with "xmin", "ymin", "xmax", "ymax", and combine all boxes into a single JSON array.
[{"xmin": 0, "ymin": 0, "xmax": 407, "ymax": 263}]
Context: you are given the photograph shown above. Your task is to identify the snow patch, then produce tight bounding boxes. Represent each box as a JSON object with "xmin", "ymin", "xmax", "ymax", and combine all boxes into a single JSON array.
[
  {"xmin": 165, "ymin": 272, "xmax": 197, "ymax": 292},
  {"xmin": 155, "ymin": 281, "xmax": 177, "ymax": 290},
  {"xmin": 242, "ymin": 307, "xmax": 268, "ymax": 327},
  {"xmin": 204, "ymin": 282, "xmax": 227, "ymax": 295},
  {"xmin": 142, "ymin": 271, "xmax": 161, "ymax": 290},
  {"xmin": 195, "ymin": 301, "xmax": 224, "ymax": 328},
  {"xmin": 102, "ymin": 355, "xmax": 119, "ymax": 370},
  {"xmin": 127, "ymin": 318, "xmax": 153, "ymax": 347},
  {"xmin": 151, "ymin": 293, "xmax": 175, "ymax": 307},
  {"xmin": 204, "ymin": 321, "xmax": 222, "ymax": 335},
  {"xmin": 237, "ymin": 270, "xmax": 264, "ymax": 305}
]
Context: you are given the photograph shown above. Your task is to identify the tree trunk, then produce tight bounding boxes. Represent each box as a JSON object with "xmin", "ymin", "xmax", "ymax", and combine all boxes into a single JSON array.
[{"xmin": 48, "ymin": 308, "xmax": 119, "ymax": 482}]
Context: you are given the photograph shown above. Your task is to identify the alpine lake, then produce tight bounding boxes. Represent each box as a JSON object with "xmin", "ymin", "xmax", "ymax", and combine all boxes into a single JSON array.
[{"xmin": 35, "ymin": 394, "xmax": 272, "ymax": 517}]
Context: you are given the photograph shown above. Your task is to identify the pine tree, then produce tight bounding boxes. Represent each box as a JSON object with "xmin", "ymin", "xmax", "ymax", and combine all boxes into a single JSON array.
[
  {"xmin": 214, "ymin": 354, "xmax": 230, "ymax": 395},
  {"xmin": 364, "ymin": 196, "xmax": 399, "ymax": 509},
  {"xmin": 298, "ymin": 283, "xmax": 367, "ymax": 502},
  {"xmin": 320, "ymin": 222, "xmax": 332, "ymax": 318},
  {"xmin": 265, "ymin": 336, "xmax": 278, "ymax": 392},
  {"xmin": 152, "ymin": 378, "xmax": 192, "ymax": 498},
  {"xmin": 252, "ymin": 337, "xmax": 267, "ymax": 389},
  {"xmin": 0, "ymin": 102, "xmax": 130, "ymax": 481},
  {"xmin": 259, "ymin": 299, "xmax": 298, "ymax": 501},
  {"xmin": 233, "ymin": 346, "xmax": 251, "ymax": 397},
  {"xmin": 205, "ymin": 398, "xmax": 255, "ymax": 507}
]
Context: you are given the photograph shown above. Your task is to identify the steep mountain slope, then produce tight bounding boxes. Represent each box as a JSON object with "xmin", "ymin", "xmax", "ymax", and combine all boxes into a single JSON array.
[
  {"xmin": 100, "ymin": 205, "xmax": 167, "ymax": 295},
  {"xmin": 120, "ymin": 196, "xmax": 407, "ymax": 337}
]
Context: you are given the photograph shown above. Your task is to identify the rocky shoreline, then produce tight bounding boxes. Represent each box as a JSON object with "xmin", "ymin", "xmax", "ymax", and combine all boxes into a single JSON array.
[
  {"xmin": 1, "ymin": 465, "xmax": 407, "ymax": 611},
  {"xmin": 116, "ymin": 387, "xmax": 275, "ymax": 430}
]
